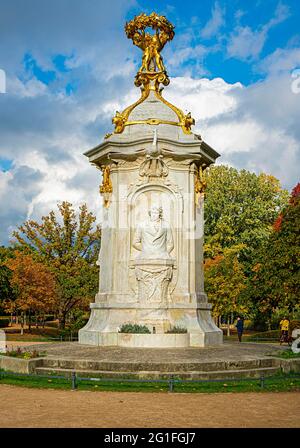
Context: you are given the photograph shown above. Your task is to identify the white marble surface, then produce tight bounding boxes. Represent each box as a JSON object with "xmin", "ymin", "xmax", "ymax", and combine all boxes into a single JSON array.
[{"xmin": 79, "ymin": 99, "xmax": 222, "ymax": 347}]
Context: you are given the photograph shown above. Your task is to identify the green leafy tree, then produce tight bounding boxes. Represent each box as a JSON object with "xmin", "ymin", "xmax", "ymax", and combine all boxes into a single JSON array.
[
  {"xmin": 13, "ymin": 201, "xmax": 101, "ymax": 328},
  {"xmin": 204, "ymin": 166, "xmax": 289, "ymax": 262},
  {"xmin": 247, "ymin": 183, "xmax": 300, "ymax": 324},
  {"xmin": 203, "ymin": 166, "xmax": 288, "ymax": 328}
]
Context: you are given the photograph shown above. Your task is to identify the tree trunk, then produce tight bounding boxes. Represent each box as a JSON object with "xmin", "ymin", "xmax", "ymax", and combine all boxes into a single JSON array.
[
  {"xmin": 28, "ymin": 311, "xmax": 32, "ymax": 333},
  {"xmin": 227, "ymin": 317, "xmax": 230, "ymax": 337},
  {"xmin": 20, "ymin": 313, "xmax": 24, "ymax": 336},
  {"xmin": 59, "ymin": 314, "xmax": 66, "ymax": 330}
]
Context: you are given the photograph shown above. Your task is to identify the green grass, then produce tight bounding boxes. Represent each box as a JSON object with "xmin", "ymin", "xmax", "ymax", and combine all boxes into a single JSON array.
[
  {"xmin": 0, "ymin": 370, "xmax": 299, "ymax": 394},
  {"xmin": 274, "ymin": 349, "xmax": 300, "ymax": 359}
]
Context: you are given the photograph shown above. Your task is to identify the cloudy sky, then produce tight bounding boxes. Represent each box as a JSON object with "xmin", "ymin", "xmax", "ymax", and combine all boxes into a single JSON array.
[{"xmin": 0, "ymin": 0, "xmax": 300, "ymax": 245}]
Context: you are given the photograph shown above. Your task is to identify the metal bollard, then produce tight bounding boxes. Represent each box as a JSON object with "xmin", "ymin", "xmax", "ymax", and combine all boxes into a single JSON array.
[
  {"xmin": 260, "ymin": 374, "xmax": 265, "ymax": 389},
  {"xmin": 168, "ymin": 375, "xmax": 174, "ymax": 392},
  {"xmin": 71, "ymin": 371, "xmax": 77, "ymax": 390}
]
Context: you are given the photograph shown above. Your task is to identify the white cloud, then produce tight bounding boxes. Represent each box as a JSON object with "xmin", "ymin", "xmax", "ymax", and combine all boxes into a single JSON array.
[
  {"xmin": 227, "ymin": 2, "xmax": 290, "ymax": 60},
  {"xmin": 2, "ymin": 71, "xmax": 299, "ymax": 244},
  {"xmin": 165, "ymin": 77, "xmax": 242, "ymax": 120},
  {"xmin": 257, "ymin": 47, "xmax": 300, "ymax": 75},
  {"xmin": 227, "ymin": 26, "xmax": 267, "ymax": 60},
  {"xmin": 201, "ymin": 2, "xmax": 225, "ymax": 39},
  {"xmin": 163, "ymin": 75, "xmax": 299, "ymax": 190}
]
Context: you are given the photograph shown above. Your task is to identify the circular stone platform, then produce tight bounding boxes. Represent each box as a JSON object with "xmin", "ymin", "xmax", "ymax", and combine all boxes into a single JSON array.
[
  {"xmin": 23, "ymin": 340, "xmax": 285, "ymax": 362},
  {"xmin": 12, "ymin": 341, "xmax": 296, "ymax": 380}
]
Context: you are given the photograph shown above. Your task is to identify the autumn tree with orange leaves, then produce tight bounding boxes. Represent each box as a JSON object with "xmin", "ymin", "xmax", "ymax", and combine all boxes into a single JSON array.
[
  {"xmin": 12, "ymin": 201, "xmax": 101, "ymax": 329},
  {"xmin": 5, "ymin": 252, "xmax": 56, "ymax": 334},
  {"xmin": 204, "ymin": 245, "xmax": 248, "ymax": 333}
]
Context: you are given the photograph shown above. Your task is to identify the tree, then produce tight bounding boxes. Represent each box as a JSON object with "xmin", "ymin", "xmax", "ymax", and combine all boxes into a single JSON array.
[
  {"xmin": 12, "ymin": 202, "xmax": 101, "ymax": 328},
  {"xmin": 5, "ymin": 252, "xmax": 56, "ymax": 333},
  {"xmin": 204, "ymin": 166, "xmax": 289, "ymax": 262},
  {"xmin": 246, "ymin": 183, "xmax": 300, "ymax": 323},
  {"xmin": 203, "ymin": 166, "xmax": 288, "ymax": 329},
  {"xmin": 0, "ymin": 246, "xmax": 16, "ymax": 314},
  {"xmin": 204, "ymin": 245, "xmax": 248, "ymax": 334}
]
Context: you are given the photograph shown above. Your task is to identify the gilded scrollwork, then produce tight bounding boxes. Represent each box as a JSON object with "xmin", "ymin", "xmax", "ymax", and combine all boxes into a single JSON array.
[
  {"xmin": 100, "ymin": 165, "xmax": 113, "ymax": 208},
  {"xmin": 195, "ymin": 165, "xmax": 207, "ymax": 205}
]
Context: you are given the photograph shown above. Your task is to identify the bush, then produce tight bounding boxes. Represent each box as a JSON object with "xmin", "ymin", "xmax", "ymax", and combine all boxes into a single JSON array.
[
  {"xmin": 242, "ymin": 319, "xmax": 252, "ymax": 330},
  {"xmin": 4, "ymin": 347, "xmax": 45, "ymax": 359},
  {"xmin": 166, "ymin": 326, "xmax": 187, "ymax": 334},
  {"xmin": 45, "ymin": 315, "xmax": 55, "ymax": 322},
  {"xmin": 250, "ymin": 315, "xmax": 268, "ymax": 332},
  {"xmin": 0, "ymin": 319, "xmax": 10, "ymax": 328},
  {"xmin": 119, "ymin": 323, "xmax": 151, "ymax": 334}
]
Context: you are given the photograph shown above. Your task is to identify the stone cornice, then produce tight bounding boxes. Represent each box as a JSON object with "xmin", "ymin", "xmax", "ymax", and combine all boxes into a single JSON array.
[{"xmin": 84, "ymin": 135, "xmax": 220, "ymax": 167}]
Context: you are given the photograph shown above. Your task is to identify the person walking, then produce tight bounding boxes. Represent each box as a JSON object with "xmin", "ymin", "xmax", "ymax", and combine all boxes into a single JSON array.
[
  {"xmin": 236, "ymin": 316, "xmax": 244, "ymax": 342},
  {"xmin": 279, "ymin": 316, "xmax": 290, "ymax": 344}
]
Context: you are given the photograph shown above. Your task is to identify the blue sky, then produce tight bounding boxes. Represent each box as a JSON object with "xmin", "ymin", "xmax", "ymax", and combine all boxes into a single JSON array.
[{"xmin": 0, "ymin": 0, "xmax": 300, "ymax": 244}]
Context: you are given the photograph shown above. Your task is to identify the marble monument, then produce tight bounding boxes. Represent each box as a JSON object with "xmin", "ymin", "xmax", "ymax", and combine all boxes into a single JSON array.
[{"xmin": 79, "ymin": 12, "xmax": 223, "ymax": 347}]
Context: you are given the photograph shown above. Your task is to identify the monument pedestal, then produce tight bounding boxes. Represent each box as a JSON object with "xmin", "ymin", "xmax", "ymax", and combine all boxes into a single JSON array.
[{"xmin": 79, "ymin": 307, "xmax": 221, "ymax": 347}]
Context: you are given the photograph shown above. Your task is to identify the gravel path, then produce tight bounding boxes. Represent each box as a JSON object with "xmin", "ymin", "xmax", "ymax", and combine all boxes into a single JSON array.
[{"xmin": 0, "ymin": 385, "xmax": 299, "ymax": 428}]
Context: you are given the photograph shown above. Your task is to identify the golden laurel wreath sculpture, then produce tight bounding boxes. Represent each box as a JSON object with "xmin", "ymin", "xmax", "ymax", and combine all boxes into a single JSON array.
[
  {"xmin": 125, "ymin": 12, "xmax": 174, "ymax": 74},
  {"xmin": 112, "ymin": 12, "xmax": 195, "ymax": 135}
]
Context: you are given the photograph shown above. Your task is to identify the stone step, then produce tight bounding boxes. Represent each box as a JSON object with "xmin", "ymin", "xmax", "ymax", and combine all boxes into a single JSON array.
[
  {"xmin": 35, "ymin": 366, "xmax": 280, "ymax": 381},
  {"xmin": 41, "ymin": 357, "xmax": 276, "ymax": 372}
]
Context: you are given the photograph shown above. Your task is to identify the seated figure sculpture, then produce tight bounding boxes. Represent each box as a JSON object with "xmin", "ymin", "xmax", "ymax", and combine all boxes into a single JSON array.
[{"xmin": 133, "ymin": 205, "xmax": 174, "ymax": 260}]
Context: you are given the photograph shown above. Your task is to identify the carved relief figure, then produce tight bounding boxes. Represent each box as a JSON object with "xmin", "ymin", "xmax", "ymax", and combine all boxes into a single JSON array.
[
  {"xmin": 132, "ymin": 205, "xmax": 175, "ymax": 303},
  {"xmin": 133, "ymin": 205, "xmax": 174, "ymax": 259}
]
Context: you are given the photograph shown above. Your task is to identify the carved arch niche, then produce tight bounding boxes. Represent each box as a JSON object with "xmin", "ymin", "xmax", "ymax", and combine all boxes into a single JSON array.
[{"xmin": 127, "ymin": 183, "xmax": 183, "ymax": 301}]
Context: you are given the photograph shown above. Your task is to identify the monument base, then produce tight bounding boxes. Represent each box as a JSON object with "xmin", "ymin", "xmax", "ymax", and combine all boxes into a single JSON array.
[
  {"xmin": 78, "ymin": 332, "xmax": 222, "ymax": 348},
  {"xmin": 78, "ymin": 302, "xmax": 223, "ymax": 347}
]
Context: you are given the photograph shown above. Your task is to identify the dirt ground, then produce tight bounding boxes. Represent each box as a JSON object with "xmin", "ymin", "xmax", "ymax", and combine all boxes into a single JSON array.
[{"xmin": 0, "ymin": 385, "xmax": 299, "ymax": 428}]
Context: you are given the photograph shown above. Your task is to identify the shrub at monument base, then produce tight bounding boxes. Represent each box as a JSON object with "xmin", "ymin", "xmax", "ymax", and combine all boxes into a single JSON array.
[{"xmin": 119, "ymin": 324, "xmax": 151, "ymax": 334}]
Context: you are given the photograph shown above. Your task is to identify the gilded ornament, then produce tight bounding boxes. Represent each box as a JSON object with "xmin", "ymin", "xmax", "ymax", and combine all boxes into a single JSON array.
[
  {"xmin": 100, "ymin": 165, "xmax": 113, "ymax": 208},
  {"xmin": 195, "ymin": 165, "xmax": 207, "ymax": 205},
  {"xmin": 111, "ymin": 13, "xmax": 195, "ymax": 135}
]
